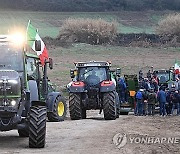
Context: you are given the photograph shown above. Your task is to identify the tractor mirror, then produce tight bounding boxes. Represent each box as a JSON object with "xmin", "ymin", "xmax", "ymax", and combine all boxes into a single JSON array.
[
  {"xmin": 70, "ymin": 69, "xmax": 75, "ymax": 78},
  {"xmin": 49, "ymin": 58, "xmax": 53, "ymax": 69},
  {"xmin": 116, "ymin": 68, "xmax": 121, "ymax": 76},
  {"xmin": 35, "ymin": 40, "xmax": 41, "ymax": 51},
  {"xmin": 70, "ymin": 69, "xmax": 78, "ymax": 78}
]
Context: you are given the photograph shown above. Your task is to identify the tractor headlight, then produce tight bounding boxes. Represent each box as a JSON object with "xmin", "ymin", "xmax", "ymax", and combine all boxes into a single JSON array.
[
  {"xmin": 11, "ymin": 100, "xmax": 16, "ymax": 106},
  {"xmin": 9, "ymin": 32, "xmax": 25, "ymax": 47}
]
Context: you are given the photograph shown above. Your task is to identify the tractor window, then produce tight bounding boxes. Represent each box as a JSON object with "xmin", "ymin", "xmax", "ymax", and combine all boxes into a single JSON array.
[
  {"xmin": 0, "ymin": 45, "xmax": 23, "ymax": 71},
  {"xmin": 79, "ymin": 67, "xmax": 107, "ymax": 83},
  {"xmin": 157, "ymin": 73, "xmax": 169, "ymax": 83},
  {"xmin": 26, "ymin": 58, "xmax": 37, "ymax": 79}
]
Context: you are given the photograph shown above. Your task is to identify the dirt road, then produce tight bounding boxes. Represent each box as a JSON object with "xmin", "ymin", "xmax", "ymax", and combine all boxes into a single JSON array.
[{"xmin": 0, "ymin": 110, "xmax": 179, "ymax": 154}]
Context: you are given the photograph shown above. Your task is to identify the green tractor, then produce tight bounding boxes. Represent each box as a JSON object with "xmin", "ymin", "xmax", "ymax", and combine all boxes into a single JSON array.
[
  {"xmin": 114, "ymin": 72, "xmax": 138, "ymax": 115},
  {"xmin": 0, "ymin": 35, "xmax": 66, "ymax": 148},
  {"xmin": 68, "ymin": 61, "xmax": 120, "ymax": 120},
  {"xmin": 122, "ymin": 74, "xmax": 138, "ymax": 114},
  {"xmin": 153, "ymin": 69, "xmax": 175, "ymax": 89}
]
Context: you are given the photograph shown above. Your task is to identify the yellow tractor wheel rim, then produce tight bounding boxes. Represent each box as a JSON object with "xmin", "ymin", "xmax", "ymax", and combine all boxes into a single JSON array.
[{"xmin": 57, "ymin": 102, "xmax": 64, "ymax": 117}]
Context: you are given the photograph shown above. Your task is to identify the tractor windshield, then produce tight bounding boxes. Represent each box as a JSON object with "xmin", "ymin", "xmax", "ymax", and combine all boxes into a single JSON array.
[
  {"xmin": 0, "ymin": 44, "xmax": 23, "ymax": 72},
  {"xmin": 156, "ymin": 72, "xmax": 169, "ymax": 83},
  {"xmin": 79, "ymin": 67, "xmax": 107, "ymax": 85}
]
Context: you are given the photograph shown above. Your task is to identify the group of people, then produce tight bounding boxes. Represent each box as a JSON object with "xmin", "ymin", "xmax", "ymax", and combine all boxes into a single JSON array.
[{"xmin": 134, "ymin": 70, "xmax": 180, "ymax": 116}]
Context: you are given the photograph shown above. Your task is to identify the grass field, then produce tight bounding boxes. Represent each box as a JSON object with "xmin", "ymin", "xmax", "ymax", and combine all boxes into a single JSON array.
[
  {"xmin": 47, "ymin": 43, "xmax": 180, "ymax": 89},
  {"xmin": 0, "ymin": 10, "xmax": 172, "ymax": 37}
]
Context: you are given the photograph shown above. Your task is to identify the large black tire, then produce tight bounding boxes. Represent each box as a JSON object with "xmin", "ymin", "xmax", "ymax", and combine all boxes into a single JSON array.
[
  {"xmin": 47, "ymin": 95, "xmax": 67, "ymax": 122},
  {"xmin": 103, "ymin": 91, "xmax": 116, "ymax": 120},
  {"xmin": 115, "ymin": 92, "xmax": 120, "ymax": 118},
  {"xmin": 18, "ymin": 129, "xmax": 29, "ymax": 137},
  {"xmin": 29, "ymin": 106, "xmax": 47, "ymax": 148},
  {"xmin": 69, "ymin": 93, "xmax": 82, "ymax": 120}
]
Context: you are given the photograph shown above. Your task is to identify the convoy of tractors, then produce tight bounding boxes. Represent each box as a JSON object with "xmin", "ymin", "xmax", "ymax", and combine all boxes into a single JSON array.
[{"xmin": 0, "ymin": 31, "xmax": 179, "ymax": 148}]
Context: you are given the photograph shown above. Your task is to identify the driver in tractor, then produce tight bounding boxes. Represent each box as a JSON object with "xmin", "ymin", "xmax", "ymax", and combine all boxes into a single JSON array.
[{"xmin": 86, "ymin": 69, "xmax": 100, "ymax": 85}]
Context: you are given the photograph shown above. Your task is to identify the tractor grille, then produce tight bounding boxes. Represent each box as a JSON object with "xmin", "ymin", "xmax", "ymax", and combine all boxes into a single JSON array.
[{"xmin": 0, "ymin": 70, "xmax": 21, "ymax": 96}]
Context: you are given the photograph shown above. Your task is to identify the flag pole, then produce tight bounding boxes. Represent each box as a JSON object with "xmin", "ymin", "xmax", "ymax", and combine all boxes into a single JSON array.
[{"xmin": 26, "ymin": 20, "xmax": 31, "ymax": 42}]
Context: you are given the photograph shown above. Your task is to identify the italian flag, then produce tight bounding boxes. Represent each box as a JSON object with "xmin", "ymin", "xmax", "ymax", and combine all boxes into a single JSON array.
[
  {"xmin": 174, "ymin": 60, "xmax": 180, "ymax": 74},
  {"xmin": 26, "ymin": 21, "xmax": 48, "ymax": 65}
]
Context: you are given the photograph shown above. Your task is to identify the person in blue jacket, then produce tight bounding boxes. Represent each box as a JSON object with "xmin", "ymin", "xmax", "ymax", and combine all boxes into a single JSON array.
[
  {"xmin": 117, "ymin": 77, "xmax": 127, "ymax": 103},
  {"xmin": 157, "ymin": 87, "xmax": 167, "ymax": 116}
]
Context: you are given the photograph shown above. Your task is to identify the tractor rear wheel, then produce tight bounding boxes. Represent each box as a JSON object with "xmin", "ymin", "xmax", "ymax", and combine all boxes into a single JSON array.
[
  {"xmin": 69, "ymin": 93, "xmax": 82, "ymax": 120},
  {"xmin": 29, "ymin": 106, "xmax": 46, "ymax": 148},
  {"xmin": 47, "ymin": 95, "xmax": 67, "ymax": 122},
  {"xmin": 103, "ymin": 91, "xmax": 116, "ymax": 120}
]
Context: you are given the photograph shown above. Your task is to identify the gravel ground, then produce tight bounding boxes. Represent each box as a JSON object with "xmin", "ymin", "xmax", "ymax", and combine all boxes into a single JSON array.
[{"xmin": 0, "ymin": 110, "xmax": 179, "ymax": 154}]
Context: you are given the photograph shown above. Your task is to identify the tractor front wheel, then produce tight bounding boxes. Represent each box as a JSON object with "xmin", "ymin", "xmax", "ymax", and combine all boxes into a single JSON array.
[
  {"xmin": 47, "ymin": 95, "xmax": 67, "ymax": 122},
  {"xmin": 103, "ymin": 91, "xmax": 116, "ymax": 120},
  {"xmin": 29, "ymin": 106, "xmax": 46, "ymax": 148}
]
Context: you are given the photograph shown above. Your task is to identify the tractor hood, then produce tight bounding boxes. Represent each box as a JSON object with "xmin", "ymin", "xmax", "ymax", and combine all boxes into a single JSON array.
[{"xmin": 0, "ymin": 70, "xmax": 21, "ymax": 97}]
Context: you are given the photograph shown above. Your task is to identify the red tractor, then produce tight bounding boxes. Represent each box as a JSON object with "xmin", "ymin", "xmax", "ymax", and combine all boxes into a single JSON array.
[{"xmin": 68, "ymin": 61, "xmax": 120, "ymax": 120}]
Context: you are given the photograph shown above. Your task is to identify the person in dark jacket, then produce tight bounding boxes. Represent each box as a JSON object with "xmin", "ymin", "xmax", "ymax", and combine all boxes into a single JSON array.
[
  {"xmin": 157, "ymin": 87, "xmax": 166, "ymax": 116},
  {"xmin": 147, "ymin": 70, "xmax": 151, "ymax": 81},
  {"xmin": 165, "ymin": 88, "xmax": 172, "ymax": 115},
  {"xmin": 142, "ymin": 89, "xmax": 148, "ymax": 116},
  {"xmin": 139, "ymin": 70, "xmax": 143, "ymax": 81},
  {"xmin": 171, "ymin": 90, "xmax": 180, "ymax": 115},
  {"xmin": 147, "ymin": 88, "xmax": 157, "ymax": 116},
  {"xmin": 151, "ymin": 78, "xmax": 159, "ymax": 93},
  {"xmin": 144, "ymin": 78, "xmax": 151, "ymax": 91}
]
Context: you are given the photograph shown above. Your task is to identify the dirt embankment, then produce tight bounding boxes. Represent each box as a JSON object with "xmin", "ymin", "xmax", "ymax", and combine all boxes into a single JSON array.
[{"xmin": 43, "ymin": 33, "xmax": 180, "ymax": 48}]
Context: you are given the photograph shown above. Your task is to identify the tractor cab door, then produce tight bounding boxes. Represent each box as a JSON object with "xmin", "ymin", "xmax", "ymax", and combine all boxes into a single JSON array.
[{"xmin": 26, "ymin": 57, "xmax": 39, "ymax": 81}]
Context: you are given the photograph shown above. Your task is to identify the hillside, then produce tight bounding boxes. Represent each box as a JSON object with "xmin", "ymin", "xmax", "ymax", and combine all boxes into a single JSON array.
[
  {"xmin": 0, "ymin": 0, "xmax": 180, "ymax": 12},
  {"xmin": 0, "ymin": 11, "xmax": 169, "ymax": 37}
]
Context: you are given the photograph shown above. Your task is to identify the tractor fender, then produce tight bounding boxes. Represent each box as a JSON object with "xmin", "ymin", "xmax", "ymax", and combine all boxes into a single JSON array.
[
  {"xmin": 25, "ymin": 80, "xmax": 39, "ymax": 112},
  {"xmin": 46, "ymin": 92, "xmax": 63, "ymax": 112},
  {"xmin": 100, "ymin": 81, "xmax": 116, "ymax": 92},
  {"xmin": 68, "ymin": 81, "xmax": 85, "ymax": 93},
  {"xmin": 28, "ymin": 80, "xmax": 39, "ymax": 102}
]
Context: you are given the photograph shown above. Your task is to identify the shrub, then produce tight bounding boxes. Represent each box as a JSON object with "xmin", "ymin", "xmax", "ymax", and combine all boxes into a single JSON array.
[
  {"xmin": 59, "ymin": 18, "xmax": 118, "ymax": 45},
  {"xmin": 156, "ymin": 13, "xmax": 180, "ymax": 37}
]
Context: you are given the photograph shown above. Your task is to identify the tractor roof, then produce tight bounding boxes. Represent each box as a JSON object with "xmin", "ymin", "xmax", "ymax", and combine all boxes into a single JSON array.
[
  {"xmin": 74, "ymin": 61, "xmax": 111, "ymax": 68},
  {"xmin": 154, "ymin": 69, "xmax": 170, "ymax": 73}
]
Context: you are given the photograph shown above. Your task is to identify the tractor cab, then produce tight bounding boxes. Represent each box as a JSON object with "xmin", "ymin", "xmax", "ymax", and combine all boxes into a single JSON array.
[
  {"xmin": 72, "ymin": 61, "xmax": 111, "ymax": 86},
  {"xmin": 153, "ymin": 69, "xmax": 175, "ymax": 88}
]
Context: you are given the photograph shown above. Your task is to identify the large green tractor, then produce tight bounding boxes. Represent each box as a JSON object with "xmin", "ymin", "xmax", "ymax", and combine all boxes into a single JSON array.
[{"xmin": 0, "ymin": 35, "xmax": 66, "ymax": 148}]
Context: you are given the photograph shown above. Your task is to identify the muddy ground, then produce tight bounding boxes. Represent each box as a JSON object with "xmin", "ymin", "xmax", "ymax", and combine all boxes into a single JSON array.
[{"xmin": 0, "ymin": 110, "xmax": 179, "ymax": 154}]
